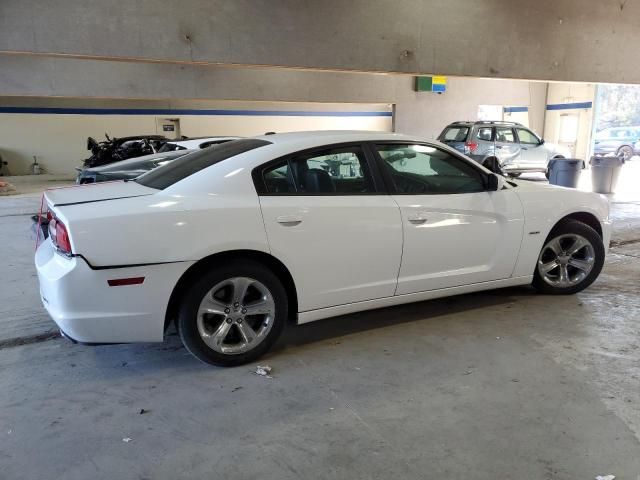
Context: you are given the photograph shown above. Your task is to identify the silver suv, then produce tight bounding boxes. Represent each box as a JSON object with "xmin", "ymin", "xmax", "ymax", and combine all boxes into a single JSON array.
[{"xmin": 438, "ymin": 121, "xmax": 569, "ymax": 177}]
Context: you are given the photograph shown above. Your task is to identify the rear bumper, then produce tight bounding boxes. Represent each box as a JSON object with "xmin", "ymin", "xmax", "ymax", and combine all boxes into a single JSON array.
[{"xmin": 35, "ymin": 238, "xmax": 193, "ymax": 343}]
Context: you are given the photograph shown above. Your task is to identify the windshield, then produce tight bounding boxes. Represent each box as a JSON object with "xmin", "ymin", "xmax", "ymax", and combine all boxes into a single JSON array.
[{"xmin": 136, "ymin": 139, "xmax": 271, "ymax": 190}]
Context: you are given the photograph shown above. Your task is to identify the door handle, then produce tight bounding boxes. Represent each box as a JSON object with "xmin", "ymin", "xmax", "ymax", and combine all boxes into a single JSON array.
[
  {"xmin": 521, "ymin": 147, "xmax": 528, "ymax": 150},
  {"xmin": 407, "ymin": 214, "xmax": 428, "ymax": 224},
  {"xmin": 496, "ymin": 146, "xmax": 504, "ymax": 149},
  {"xmin": 276, "ymin": 215, "xmax": 302, "ymax": 226}
]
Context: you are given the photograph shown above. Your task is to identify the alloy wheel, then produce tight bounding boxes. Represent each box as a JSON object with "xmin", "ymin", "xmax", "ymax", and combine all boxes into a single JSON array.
[
  {"xmin": 196, "ymin": 277, "xmax": 275, "ymax": 355},
  {"xmin": 537, "ymin": 234, "xmax": 596, "ymax": 288}
]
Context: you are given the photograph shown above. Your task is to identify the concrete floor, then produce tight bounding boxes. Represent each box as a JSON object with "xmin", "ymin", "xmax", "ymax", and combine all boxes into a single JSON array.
[{"xmin": 1, "ymin": 168, "xmax": 639, "ymax": 479}]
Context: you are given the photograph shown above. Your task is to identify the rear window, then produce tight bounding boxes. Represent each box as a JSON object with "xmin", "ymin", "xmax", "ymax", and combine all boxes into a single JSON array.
[
  {"xmin": 136, "ymin": 139, "xmax": 271, "ymax": 190},
  {"xmin": 441, "ymin": 126, "xmax": 470, "ymax": 142}
]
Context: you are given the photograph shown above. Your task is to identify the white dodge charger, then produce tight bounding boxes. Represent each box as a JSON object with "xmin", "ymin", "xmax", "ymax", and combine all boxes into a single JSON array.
[{"xmin": 36, "ymin": 131, "xmax": 611, "ymax": 366}]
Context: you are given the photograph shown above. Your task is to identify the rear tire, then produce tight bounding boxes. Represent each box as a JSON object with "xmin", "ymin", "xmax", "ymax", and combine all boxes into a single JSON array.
[
  {"xmin": 532, "ymin": 220, "xmax": 604, "ymax": 295},
  {"xmin": 178, "ymin": 260, "xmax": 288, "ymax": 366},
  {"xmin": 617, "ymin": 145, "xmax": 633, "ymax": 162}
]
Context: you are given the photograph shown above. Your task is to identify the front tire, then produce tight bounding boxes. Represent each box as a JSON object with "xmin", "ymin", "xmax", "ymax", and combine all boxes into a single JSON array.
[
  {"xmin": 178, "ymin": 260, "xmax": 288, "ymax": 366},
  {"xmin": 532, "ymin": 220, "xmax": 604, "ymax": 294}
]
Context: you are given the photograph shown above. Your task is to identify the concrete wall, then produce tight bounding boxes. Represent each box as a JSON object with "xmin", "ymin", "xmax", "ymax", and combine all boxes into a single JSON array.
[
  {"xmin": 2, "ymin": 0, "xmax": 640, "ymax": 83},
  {"xmin": 394, "ymin": 77, "xmax": 547, "ymax": 140},
  {"xmin": 0, "ymin": 100, "xmax": 392, "ymax": 175},
  {"xmin": 543, "ymin": 83, "xmax": 596, "ymax": 160},
  {"xmin": 0, "ymin": 69, "xmax": 548, "ymax": 174}
]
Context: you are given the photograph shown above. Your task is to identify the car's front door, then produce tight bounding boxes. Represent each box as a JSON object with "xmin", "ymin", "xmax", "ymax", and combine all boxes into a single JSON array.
[
  {"xmin": 494, "ymin": 127, "xmax": 521, "ymax": 166},
  {"xmin": 256, "ymin": 144, "xmax": 403, "ymax": 312},
  {"xmin": 516, "ymin": 127, "xmax": 548, "ymax": 168},
  {"xmin": 372, "ymin": 143, "xmax": 524, "ymax": 295}
]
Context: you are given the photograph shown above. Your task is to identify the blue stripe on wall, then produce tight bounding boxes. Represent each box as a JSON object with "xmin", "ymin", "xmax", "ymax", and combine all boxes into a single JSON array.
[
  {"xmin": 0, "ymin": 106, "xmax": 393, "ymax": 117},
  {"xmin": 503, "ymin": 106, "xmax": 528, "ymax": 113},
  {"xmin": 546, "ymin": 102, "xmax": 593, "ymax": 111}
]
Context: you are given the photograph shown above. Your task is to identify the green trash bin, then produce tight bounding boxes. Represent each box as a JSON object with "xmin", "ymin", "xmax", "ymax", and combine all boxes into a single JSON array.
[
  {"xmin": 589, "ymin": 156, "xmax": 624, "ymax": 194},
  {"xmin": 547, "ymin": 158, "xmax": 584, "ymax": 188}
]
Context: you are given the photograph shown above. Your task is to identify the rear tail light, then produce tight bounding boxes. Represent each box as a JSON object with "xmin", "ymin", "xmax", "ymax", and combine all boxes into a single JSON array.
[
  {"xmin": 465, "ymin": 142, "xmax": 478, "ymax": 154},
  {"xmin": 49, "ymin": 216, "xmax": 72, "ymax": 255}
]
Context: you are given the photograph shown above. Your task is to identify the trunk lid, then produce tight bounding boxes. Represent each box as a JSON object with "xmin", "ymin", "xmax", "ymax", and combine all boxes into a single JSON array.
[{"xmin": 44, "ymin": 180, "xmax": 156, "ymax": 207}]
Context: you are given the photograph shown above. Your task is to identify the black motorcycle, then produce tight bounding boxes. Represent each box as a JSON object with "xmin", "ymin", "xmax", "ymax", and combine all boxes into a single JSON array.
[{"xmin": 83, "ymin": 134, "xmax": 167, "ymax": 168}]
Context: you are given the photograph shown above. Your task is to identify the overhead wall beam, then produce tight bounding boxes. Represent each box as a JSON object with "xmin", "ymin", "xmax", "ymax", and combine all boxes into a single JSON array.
[{"xmin": 2, "ymin": 0, "xmax": 640, "ymax": 84}]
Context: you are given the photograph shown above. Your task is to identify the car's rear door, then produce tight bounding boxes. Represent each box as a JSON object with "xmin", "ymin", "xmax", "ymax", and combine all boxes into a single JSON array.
[
  {"xmin": 371, "ymin": 142, "xmax": 524, "ymax": 294},
  {"xmin": 255, "ymin": 143, "xmax": 403, "ymax": 312},
  {"xmin": 494, "ymin": 126, "xmax": 521, "ymax": 166}
]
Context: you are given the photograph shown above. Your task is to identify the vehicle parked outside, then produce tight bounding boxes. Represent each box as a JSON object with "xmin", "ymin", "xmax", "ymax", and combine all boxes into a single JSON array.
[
  {"xmin": 438, "ymin": 121, "xmax": 570, "ymax": 177},
  {"xmin": 36, "ymin": 131, "xmax": 610, "ymax": 366},
  {"xmin": 593, "ymin": 126, "xmax": 640, "ymax": 161},
  {"xmin": 158, "ymin": 136, "xmax": 241, "ymax": 152},
  {"xmin": 76, "ymin": 150, "xmax": 194, "ymax": 184}
]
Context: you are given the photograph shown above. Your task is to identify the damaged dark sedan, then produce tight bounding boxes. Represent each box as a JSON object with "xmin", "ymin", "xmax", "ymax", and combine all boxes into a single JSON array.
[{"xmin": 76, "ymin": 150, "xmax": 194, "ymax": 184}]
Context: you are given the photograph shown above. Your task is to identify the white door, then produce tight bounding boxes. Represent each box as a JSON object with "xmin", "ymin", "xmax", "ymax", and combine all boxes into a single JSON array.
[
  {"xmin": 558, "ymin": 114, "xmax": 579, "ymax": 157},
  {"xmin": 516, "ymin": 127, "xmax": 548, "ymax": 168},
  {"xmin": 257, "ymin": 144, "xmax": 403, "ymax": 312},
  {"xmin": 372, "ymin": 143, "xmax": 524, "ymax": 294}
]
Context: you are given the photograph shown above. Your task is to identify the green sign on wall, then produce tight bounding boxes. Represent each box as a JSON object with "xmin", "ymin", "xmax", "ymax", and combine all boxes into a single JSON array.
[{"xmin": 415, "ymin": 76, "xmax": 447, "ymax": 93}]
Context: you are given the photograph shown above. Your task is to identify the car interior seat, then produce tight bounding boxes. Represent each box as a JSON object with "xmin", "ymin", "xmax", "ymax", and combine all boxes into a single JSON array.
[{"xmin": 304, "ymin": 169, "xmax": 335, "ymax": 193}]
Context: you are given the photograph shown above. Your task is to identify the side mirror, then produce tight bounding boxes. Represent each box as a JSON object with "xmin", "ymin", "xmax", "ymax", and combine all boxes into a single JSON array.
[
  {"xmin": 539, "ymin": 139, "xmax": 545, "ymax": 145},
  {"xmin": 487, "ymin": 173, "xmax": 504, "ymax": 191}
]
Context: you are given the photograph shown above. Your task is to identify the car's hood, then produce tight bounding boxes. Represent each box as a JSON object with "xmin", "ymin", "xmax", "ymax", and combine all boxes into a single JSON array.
[
  {"xmin": 508, "ymin": 179, "xmax": 562, "ymax": 191},
  {"xmin": 44, "ymin": 181, "xmax": 156, "ymax": 207},
  {"xmin": 543, "ymin": 142, "xmax": 571, "ymax": 157}
]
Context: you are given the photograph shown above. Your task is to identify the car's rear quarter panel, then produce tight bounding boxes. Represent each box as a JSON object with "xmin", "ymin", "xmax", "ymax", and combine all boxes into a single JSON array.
[{"xmin": 60, "ymin": 193, "xmax": 270, "ymax": 267}]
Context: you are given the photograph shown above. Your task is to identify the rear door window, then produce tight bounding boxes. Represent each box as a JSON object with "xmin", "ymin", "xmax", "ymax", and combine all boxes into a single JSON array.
[
  {"xmin": 261, "ymin": 145, "xmax": 375, "ymax": 195},
  {"xmin": 476, "ymin": 127, "xmax": 494, "ymax": 141},
  {"xmin": 495, "ymin": 127, "xmax": 516, "ymax": 143}
]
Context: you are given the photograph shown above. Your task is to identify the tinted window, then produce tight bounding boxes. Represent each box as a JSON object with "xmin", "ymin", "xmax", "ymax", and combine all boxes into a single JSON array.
[
  {"xmin": 495, "ymin": 127, "xmax": 516, "ymax": 143},
  {"xmin": 442, "ymin": 126, "xmax": 469, "ymax": 142},
  {"xmin": 476, "ymin": 127, "xmax": 493, "ymax": 141},
  {"xmin": 158, "ymin": 143, "xmax": 187, "ymax": 152},
  {"xmin": 136, "ymin": 139, "xmax": 271, "ymax": 190},
  {"xmin": 262, "ymin": 146, "xmax": 374, "ymax": 195},
  {"xmin": 517, "ymin": 128, "xmax": 540, "ymax": 144},
  {"xmin": 199, "ymin": 139, "xmax": 234, "ymax": 149},
  {"xmin": 376, "ymin": 144, "xmax": 485, "ymax": 194},
  {"xmin": 263, "ymin": 161, "xmax": 295, "ymax": 194}
]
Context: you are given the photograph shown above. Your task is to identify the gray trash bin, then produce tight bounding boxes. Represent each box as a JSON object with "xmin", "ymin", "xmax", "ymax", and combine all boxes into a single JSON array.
[
  {"xmin": 589, "ymin": 156, "xmax": 624, "ymax": 194},
  {"xmin": 547, "ymin": 158, "xmax": 584, "ymax": 188}
]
